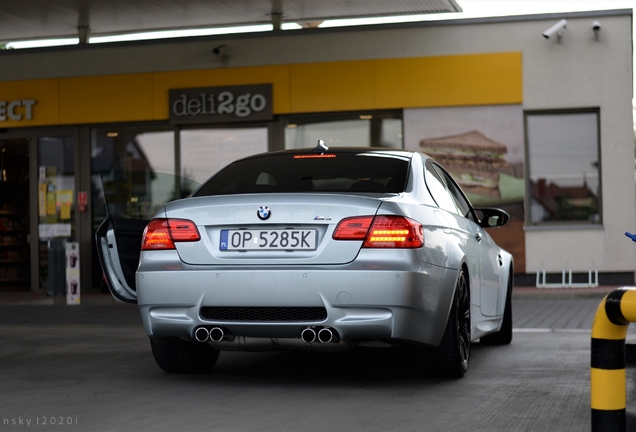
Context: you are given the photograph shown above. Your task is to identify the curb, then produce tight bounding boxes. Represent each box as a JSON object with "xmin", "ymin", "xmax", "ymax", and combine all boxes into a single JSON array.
[{"xmin": 513, "ymin": 286, "xmax": 620, "ymax": 300}]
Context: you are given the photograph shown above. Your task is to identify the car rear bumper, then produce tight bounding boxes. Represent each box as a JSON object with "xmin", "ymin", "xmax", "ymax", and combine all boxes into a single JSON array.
[{"xmin": 136, "ymin": 250, "xmax": 458, "ymax": 347}]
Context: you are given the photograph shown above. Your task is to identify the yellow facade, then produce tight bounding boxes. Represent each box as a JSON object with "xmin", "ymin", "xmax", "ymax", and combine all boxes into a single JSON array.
[{"xmin": 0, "ymin": 52, "xmax": 522, "ymax": 127}]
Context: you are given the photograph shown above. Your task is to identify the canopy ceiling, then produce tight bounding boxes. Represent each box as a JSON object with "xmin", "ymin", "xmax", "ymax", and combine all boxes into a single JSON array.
[{"xmin": 0, "ymin": 0, "xmax": 462, "ymax": 42}]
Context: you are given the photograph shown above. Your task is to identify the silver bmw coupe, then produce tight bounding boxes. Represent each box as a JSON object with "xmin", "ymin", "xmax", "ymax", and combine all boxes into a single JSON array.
[{"xmin": 97, "ymin": 143, "xmax": 513, "ymax": 378}]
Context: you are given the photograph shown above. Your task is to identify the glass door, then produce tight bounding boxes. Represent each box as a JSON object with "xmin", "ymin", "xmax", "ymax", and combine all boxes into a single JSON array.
[{"xmin": 37, "ymin": 136, "xmax": 76, "ymax": 296}]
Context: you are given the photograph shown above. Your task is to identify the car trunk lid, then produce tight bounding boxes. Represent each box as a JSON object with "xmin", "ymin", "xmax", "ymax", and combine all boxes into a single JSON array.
[{"xmin": 166, "ymin": 193, "xmax": 385, "ymax": 265}]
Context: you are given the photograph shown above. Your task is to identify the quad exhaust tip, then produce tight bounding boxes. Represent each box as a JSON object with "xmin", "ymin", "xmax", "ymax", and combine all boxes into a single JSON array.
[
  {"xmin": 195, "ymin": 326, "xmax": 231, "ymax": 342},
  {"xmin": 198, "ymin": 326, "xmax": 338, "ymax": 344},
  {"xmin": 300, "ymin": 327, "xmax": 317, "ymax": 343},
  {"xmin": 194, "ymin": 327, "xmax": 210, "ymax": 342},
  {"xmin": 317, "ymin": 327, "xmax": 334, "ymax": 344},
  {"xmin": 301, "ymin": 326, "xmax": 339, "ymax": 344},
  {"xmin": 209, "ymin": 327, "xmax": 226, "ymax": 342}
]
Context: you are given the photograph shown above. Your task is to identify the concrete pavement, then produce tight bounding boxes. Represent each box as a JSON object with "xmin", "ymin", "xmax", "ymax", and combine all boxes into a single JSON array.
[
  {"xmin": 0, "ymin": 325, "xmax": 604, "ymax": 432},
  {"xmin": 0, "ymin": 286, "xmax": 632, "ymax": 431}
]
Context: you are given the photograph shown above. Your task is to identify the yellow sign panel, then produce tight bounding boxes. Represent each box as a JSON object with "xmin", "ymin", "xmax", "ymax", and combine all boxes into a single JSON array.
[
  {"xmin": 374, "ymin": 52, "xmax": 523, "ymax": 108},
  {"xmin": 290, "ymin": 60, "xmax": 376, "ymax": 113},
  {"xmin": 0, "ymin": 78, "xmax": 59, "ymax": 127},
  {"xmin": 0, "ymin": 52, "xmax": 523, "ymax": 127},
  {"xmin": 60, "ymin": 75, "xmax": 154, "ymax": 124}
]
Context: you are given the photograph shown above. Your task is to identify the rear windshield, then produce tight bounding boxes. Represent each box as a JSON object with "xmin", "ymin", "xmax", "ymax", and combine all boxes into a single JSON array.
[{"xmin": 192, "ymin": 152, "xmax": 410, "ymax": 197}]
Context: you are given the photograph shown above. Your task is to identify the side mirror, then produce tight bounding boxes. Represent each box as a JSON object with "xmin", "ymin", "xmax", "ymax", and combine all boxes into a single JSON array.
[{"xmin": 474, "ymin": 207, "xmax": 510, "ymax": 228}]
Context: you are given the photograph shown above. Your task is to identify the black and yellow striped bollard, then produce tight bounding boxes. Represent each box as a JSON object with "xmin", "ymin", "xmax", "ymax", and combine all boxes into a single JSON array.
[{"xmin": 591, "ymin": 287, "xmax": 636, "ymax": 431}]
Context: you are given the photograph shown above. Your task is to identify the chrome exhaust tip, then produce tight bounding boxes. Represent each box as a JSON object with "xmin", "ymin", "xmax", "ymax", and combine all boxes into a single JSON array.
[
  {"xmin": 194, "ymin": 327, "xmax": 210, "ymax": 342},
  {"xmin": 300, "ymin": 327, "xmax": 317, "ymax": 343},
  {"xmin": 317, "ymin": 327, "xmax": 334, "ymax": 343},
  {"xmin": 209, "ymin": 327, "xmax": 226, "ymax": 342}
]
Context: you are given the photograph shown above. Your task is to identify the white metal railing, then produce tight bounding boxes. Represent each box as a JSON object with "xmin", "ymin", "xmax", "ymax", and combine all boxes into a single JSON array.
[{"xmin": 535, "ymin": 268, "xmax": 599, "ymax": 289}]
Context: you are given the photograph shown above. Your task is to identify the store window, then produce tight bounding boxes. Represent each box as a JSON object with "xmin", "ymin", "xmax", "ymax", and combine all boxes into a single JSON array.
[
  {"xmin": 284, "ymin": 111, "xmax": 403, "ymax": 149},
  {"xmin": 91, "ymin": 127, "xmax": 175, "ymax": 222},
  {"xmin": 525, "ymin": 110, "xmax": 600, "ymax": 224},
  {"xmin": 180, "ymin": 127, "xmax": 268, "ymax": 191}
]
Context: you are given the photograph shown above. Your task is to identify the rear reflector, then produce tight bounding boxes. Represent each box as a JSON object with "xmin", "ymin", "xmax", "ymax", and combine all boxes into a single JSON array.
[
  {"xmin": 333, "ymin": 215, "xmax": 423, "ymax": 248},
  {"xmin": 167, "ymin": 219, "xmax": 200, "ymax": 241},
  {"xmin": 142, "ymin": 218, "xmax": 200, "ymax": 250},
  {"xmin": 332, "ymin": 216, "xmax": 374, "ymax": 240}
]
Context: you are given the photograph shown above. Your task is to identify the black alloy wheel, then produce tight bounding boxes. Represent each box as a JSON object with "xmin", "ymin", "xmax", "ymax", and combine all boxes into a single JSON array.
[
  {"xmin": 413, "ymin": 268, "xmax": 471, "ymax": 378},
  {"xmin": 456, "ymin": 270, "xmax": 471, "ymax": 372},
  {"xmin": 480, "ymin": 270, "xmax": 513, "ymax": 345}
]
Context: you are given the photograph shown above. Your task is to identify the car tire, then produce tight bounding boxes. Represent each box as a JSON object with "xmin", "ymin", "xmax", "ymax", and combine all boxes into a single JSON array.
[
  {"xmin": 413, "ymin": 269, "xmax": 470, "ymax": 378},
  {"xmin": 480, "ymin": 271, "xmax": 513, "ymax": 346},
  {"xmin": 150, "ymin": 339, "xmax": 220, "ymax": 374}
]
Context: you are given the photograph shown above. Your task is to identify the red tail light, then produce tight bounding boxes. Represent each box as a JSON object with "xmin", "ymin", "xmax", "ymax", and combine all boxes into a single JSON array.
[
  {"xmin": 363, "ymin": 215, "xmax": 423, "ymax": 248},
  {"xmin": 333, "ymin": 215, "xmax": 423, "ymax": 248},
  {"xmin": 142, "ymin": 218, "xmax": 200, "ymax": 250}
]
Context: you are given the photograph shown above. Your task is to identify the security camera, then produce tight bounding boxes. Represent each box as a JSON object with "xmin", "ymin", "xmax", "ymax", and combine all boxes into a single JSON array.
[
  {"xmin": 592, "ymin": 20, "xmax": 601, "ymax": 41},
  {"xmin": 212, "ymin": 45, "xmax": 229, "ymax": 64},
  {"xmin": 212, "ymin": 45, "xmax": 226, "ymax": 56},
  {"xmin": 542, "ymin": 19, "xmax": 567, "ymax": 41}
]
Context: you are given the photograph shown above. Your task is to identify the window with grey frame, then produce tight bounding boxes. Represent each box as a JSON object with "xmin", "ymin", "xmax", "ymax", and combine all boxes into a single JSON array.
[
  {"xmin": 424, "ymin": 161, "xmax": 458, "ymax": 215},
  {"xmin": 283, "ymin": 110, "xmax": 403, "ymax": 149},
  {"xmin": 433, "ymin": 162, "xmax": 477, "ymax": 223},
  {"xmin": 525, "ymin": 110, "xmax": 601, "ymax": 225}
]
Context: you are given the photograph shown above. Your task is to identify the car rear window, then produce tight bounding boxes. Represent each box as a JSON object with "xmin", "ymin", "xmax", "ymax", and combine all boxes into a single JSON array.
[{"xmin": 192, "ymin": 152, "xmax": 410, "ymax": 197}]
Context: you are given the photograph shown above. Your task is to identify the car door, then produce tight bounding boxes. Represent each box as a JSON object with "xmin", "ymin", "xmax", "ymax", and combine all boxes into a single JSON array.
[
  {"xmin": 432, "ymin": 163, "xmax": 502, "ymax": 317},
  {"xmin": 95, "ymin": 217, "xmax": 148, "ymax": 304}
]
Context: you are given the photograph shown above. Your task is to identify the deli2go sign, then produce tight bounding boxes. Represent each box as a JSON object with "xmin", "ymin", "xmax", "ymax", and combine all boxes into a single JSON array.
[{"xmin": 169, "ymin": 84, "xmax": 273, "ymax": 125}]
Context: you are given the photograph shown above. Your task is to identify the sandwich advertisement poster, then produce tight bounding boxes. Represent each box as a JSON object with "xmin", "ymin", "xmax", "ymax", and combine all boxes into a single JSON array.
[{"xmin": 404, "ymin": 105, "xmax": 525, "ymax": 218}]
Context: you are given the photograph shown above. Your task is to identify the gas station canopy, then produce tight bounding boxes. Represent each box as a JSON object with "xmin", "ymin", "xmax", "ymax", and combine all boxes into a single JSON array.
[{"xmin": 0, "ymin": 0, "xmax": 462, "ymax": 42}]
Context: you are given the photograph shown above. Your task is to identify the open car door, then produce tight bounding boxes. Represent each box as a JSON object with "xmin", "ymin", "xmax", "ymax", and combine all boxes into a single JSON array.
[
  {"xmin": 96, "ymin": 217, "xmax": 148, "ymax": 304},
  {"xmin": 94, "ymin": 170, "xmax": 200, "ymax": 304}
]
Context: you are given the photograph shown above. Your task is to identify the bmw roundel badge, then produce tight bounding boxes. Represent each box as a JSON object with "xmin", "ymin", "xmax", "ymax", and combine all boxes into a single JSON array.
[{"xmin": 257, "ymin": 206, "xmax": 271, "ymax": 220}]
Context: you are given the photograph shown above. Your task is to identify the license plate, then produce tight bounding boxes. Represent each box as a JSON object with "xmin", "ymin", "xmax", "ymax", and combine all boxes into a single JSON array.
[{"xmin": 219, "ymin": 229, "xmax": 317, "ymax": 251}]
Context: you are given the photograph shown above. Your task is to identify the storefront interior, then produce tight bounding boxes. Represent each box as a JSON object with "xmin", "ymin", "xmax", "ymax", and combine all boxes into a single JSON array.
[{"xmin": 0, "ymin": 139, "xmax": 30, "ymax": 291}]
